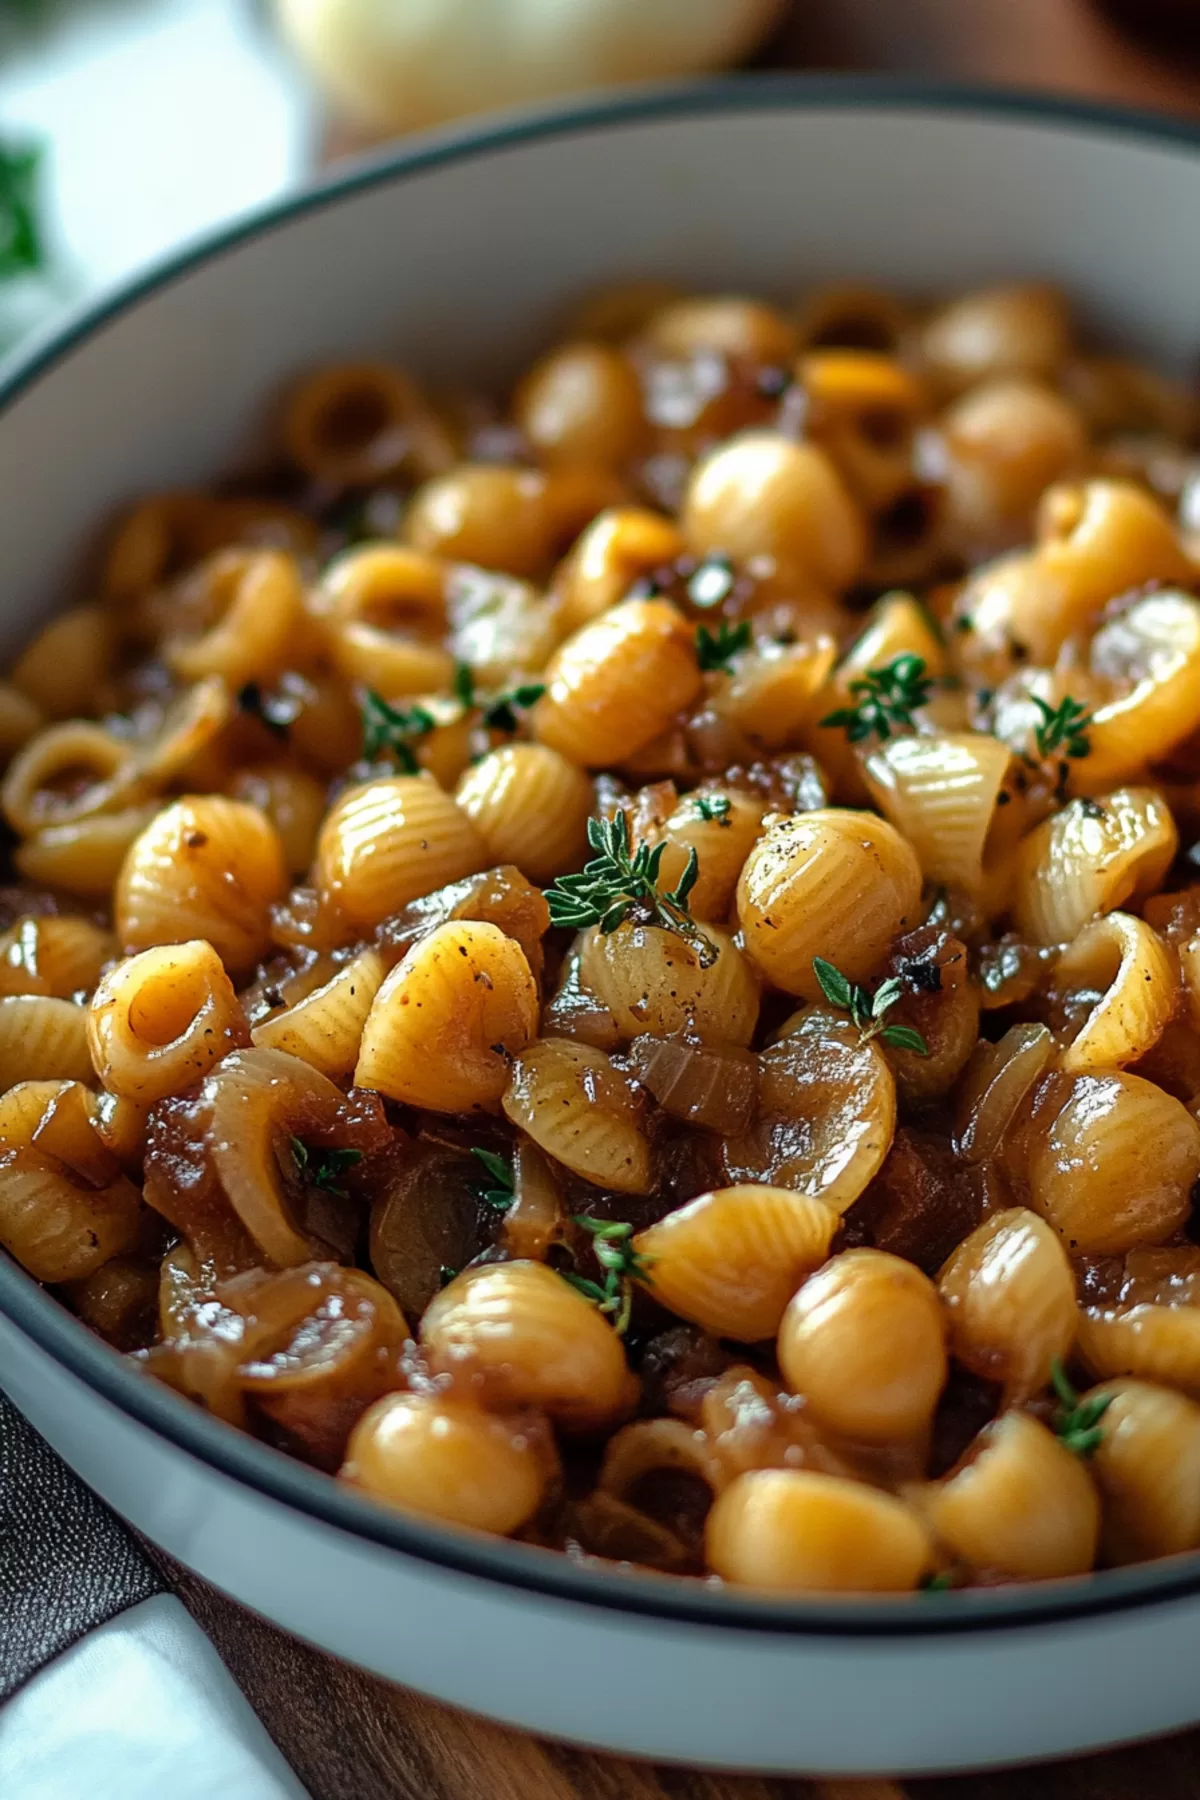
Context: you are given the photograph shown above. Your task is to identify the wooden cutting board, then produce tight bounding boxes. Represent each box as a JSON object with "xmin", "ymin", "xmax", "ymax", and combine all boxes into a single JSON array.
[{"xmin": 217, "ymin": 3, "xmax": 1200, "ymax": 1794}]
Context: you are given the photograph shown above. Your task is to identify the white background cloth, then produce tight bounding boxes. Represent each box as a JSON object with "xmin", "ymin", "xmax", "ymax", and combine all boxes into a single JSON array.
[{"xmin": 0, "ymin": 1594, "xmax": 310, "ymax": 1799}]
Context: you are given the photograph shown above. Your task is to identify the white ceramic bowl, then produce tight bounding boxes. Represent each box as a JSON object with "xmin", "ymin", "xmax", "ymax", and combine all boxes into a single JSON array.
[{"xmin": 3, "ymin": 78, "xmax": 1200, "ymax": 1777}]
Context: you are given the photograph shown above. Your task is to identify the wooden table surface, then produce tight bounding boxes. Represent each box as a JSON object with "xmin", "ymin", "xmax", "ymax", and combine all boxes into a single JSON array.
[{"xmin": 197, "ymin": 4, "xmax": 1200, "ymax": 1794}]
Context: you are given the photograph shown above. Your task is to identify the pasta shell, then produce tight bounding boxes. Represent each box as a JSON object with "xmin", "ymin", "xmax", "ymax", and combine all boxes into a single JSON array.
[
  {"xmin": 356, "ymin": 922, "xmax": 538, "ymax": 1112},
  {"xmin": 1078, "ymin": 1303, "xmax": 1200, "ymax": 1397},
  {"xmin": 0, "ymin": 995, "xmax": 92, "ymax": 1089},
  {"xmin": 532, "ymin": 598, "xmax": 702, "ymax": 767},
  {"xmin": 937, "ymin": 1208, "xmax": 1075, "ymax": 1402},
  {"xmin": 578, "ymin": 922, "xmax": 759, "ymax": 1047},
  {"xmin": 706, "ymin": 1469, "xmax": 931, "ymax": 1593},
  {"xmin": 88, "ymin": 941, "xmax": 251, "ymax": 1104},
  {"xmin": 1014, "ymin": 787, "xmax": 1178, "ymax": 946},
  {"xmin": 634, "ymin": 1185, "xmax": 839, "ymax": 1342},
  {"xmin": 1055, "ymin": 912, "xmax": 1176, "ymax": 1074},
  {"xmin": 0, "ymin": 914, "xmax": 116, "ymax": 999},
  {"xmin": 455, "ymin": 744, "xmax": 593, "ymax": 884},
  {"xmin": 864, "ymin": 731, "xmax": 1012, "ymax": 895},
  {"xmin": 254, "ymin": 948, "xmax": 385, "ymax": 1080},
  {"xmin": 502, "ymin": 1037, "xmax": 650, "ymax": 1194},
  {"xmin": 315, "ymin": 775, "xmax": 486, "ymax": 932},
  {"xmin": 1088, "ymin": 1379, "xmax": 1200, "ymax": 1564}
]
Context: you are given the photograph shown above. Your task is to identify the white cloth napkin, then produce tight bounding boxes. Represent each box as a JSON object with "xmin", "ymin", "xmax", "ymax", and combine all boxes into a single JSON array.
[{"xmin": 0, "ymin": 1594, "xmax": 310, "ymax": 1800}]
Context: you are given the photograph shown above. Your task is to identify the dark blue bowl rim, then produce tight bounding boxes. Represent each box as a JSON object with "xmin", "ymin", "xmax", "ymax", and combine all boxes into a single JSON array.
[{"xmin": 4, "ymin": 73, "xmax": 1200, "ymax": 1640}]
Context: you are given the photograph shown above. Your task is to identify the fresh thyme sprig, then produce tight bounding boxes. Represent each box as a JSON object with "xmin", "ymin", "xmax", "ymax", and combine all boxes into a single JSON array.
[
  {"xmin": 289, "ymin": 1138, "xmax": 363, "ymax": 1199},
  {"xmin": 695, "ymin": 619, "xmax": 751, "ymax": 673},
  {"xmin": 1050, "ymin": 1358, "xmax": 1112, "ymax": 1458},
  {"xmin": 453, "ymin": 662, "xmax": 545, "ymax": 733},
  {"xmin": 0, "ymin": 139, "xmax": 43, "ymax": 280},
  {"xmin": 561, "ymin": 1215, "xmax": 654, "ymax": 1337},
  {"xmin": 544, "ymin": 812, "xmax": 716, "ymax": 966},
  {"xmin": 360, "ymin": 689, "xmax": 436, "ymax": 771},
  {"xmin": 1031, "ymin": 695, "xmax": 1092, "ymax": 763},
  {"xmin": 692, "ymin": 792, "xmax": 731, "ymax": 824},
  {"xmin": 820, "ymin": 653, "xmax": 934, "ymax": 744},
  {"xmin": 812, "ymin": 956, "xmax": 929, "ymax": 1055},
  {"xmin": 469, "ymin": 1147, "xmax": 516, "ymax": 1213}
]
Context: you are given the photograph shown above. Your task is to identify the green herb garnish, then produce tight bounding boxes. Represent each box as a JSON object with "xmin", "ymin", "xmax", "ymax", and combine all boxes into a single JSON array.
[
  {"xmin": 454, "ymin": 662, "xmax": 545, "ymax": 733},
  {"xmin": 812, "ymin": 956, "xmax": 929, "ymax": 1055},
  {"xmin": 438, "ymin": 1264, "xmax": 460, "ymax": 1288},
  {"xmin": 289, "ymin": 1138, "xmax": 363, "ymax": 1199},
  {"xmin": 921, "ymin": 1570, "xmax": 959, "ymax": 1593},
  {"xmin": 0, "ymin": 139, "xmax": 43, "ymax": 279},
  {"xmin": 360, "ymin": 689, "xmax": 436, "ymax": 771},
  {"xmin": 693, "ymin": 793, "xmax": 732, "ymax": 823},
  {"xmin": 544, "ymin": 811, "xmax": 716, "ymax": 966},
  {"xmin": 820, "ymin": 653, "xmax": 934, "ymax": 744},
  {"xmin": 1050, "ymin": 1358, "xmax": 1112, "ymax": 1458},
  {"xmin": 469, "ymin": 1147, "xmax": 516, "ymax": 1212},
  {"xmin": 1031, "ymin": 695, "xmax": 1092, "ymax": 762},
  {"xmin": 695, "ymin": 618, "xmax": 751, "ymax": 673},
  {"xmin": 561, "ymin": 1216, "xmax": 653, "ymax": 1337}
]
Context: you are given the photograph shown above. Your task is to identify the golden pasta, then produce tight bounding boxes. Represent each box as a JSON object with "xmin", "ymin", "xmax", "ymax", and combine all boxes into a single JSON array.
[{"xmin": 8, "ymin": 273, "xmax": 1200, "ymax": 1596}]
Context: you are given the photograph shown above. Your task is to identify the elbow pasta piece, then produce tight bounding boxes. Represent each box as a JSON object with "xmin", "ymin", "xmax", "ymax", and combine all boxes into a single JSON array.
[
  {"xmin": 343, "ymin": 1391, "xmax": 553, "ymax": 1535},
  {"xmin": 164, "ymin": 549, "xmax": 307, "ymax": 688},
  {"xmin": 0, "ymin": 995, "xmax": 92, "ymax": 1089},
  {"xmin": 283, "ymin": 361, "xmax": 454, "ymax": 485},
  {"xmin": 420, "ymin": 1259, "xmax": 637, "ymax": 1432},
  {"xmin": 724, "ymin": 1010, "xmax": 896, "ymax": 1214},
  {"xmin": 88, "ymin": 941, "xmax": 250, "ymax": 1104},
  {"xmin": 681, "ymin": 432, "xmax": 866, "ymax": 590},
  {"xmin": 551, "ymin": 507, "xmax": 685, "ymax": 638},
  {"xmin": 920, "ymin": 1412, "xmax": 1099, "ymax": 1580},
  {"xmin": 228, "ymin": 764, "xmax": 328, "ymax": 878},
  {"xmin": 777, "ymin": 1250, "xmax": 948, "ymax": 1442},
  {"xmin": 0, "ymin": 1147, "xmax": 141, "ymax": 1283},
  {"xmin": 454, "ymin": 744, "xmax": 593, "ymax": 884},
  {"xmin": 513, "ymin": 340, "xmax": 645, "ymax": 470},
  {"xmin": 2, "ymin": 720, "xmax": 136, "ymax": 838},
  {"xmin": 1054, "ymin": 912, "xmax": 1176, "ymax": 1074},
  {"xmin": 532, "ymin": 597, "xmax": 702, "ymax": 768},
  {"xmin": 116, "ymin": 796, "xmax": 288, "ymax": 975},
  {"xmin": 632, "ymin": 1185, "xmax": 839, "ymax": 1342},
  {"xmin": 1014, "ymin": 787, "xmax": 1178, "ymax": 947},
  {"xmin": 10, "ymin": 605, "xmax": 114, "ymax": 721},
  {"xmin": 0, "ymin": 914, "xmax": 116, "ymax": 999},
  {"xmin": 1086, "ymin": 1380, "xmax": 1200, "ymax": 1565},
  {"xmin": 736, "ymin": 809, "xmax": 922, "ymax": 999},
  {"xmin": 319, "ymin": 543, "xmax": 455, "ymax": 699},
  {"xmin": 502, "ymin": 1037, "xmax": 650, "ymax": 1194},
  {"xmin": 706, "ymin": 1469, "xmax": 932, "ymax": 1593},
  {"xmin": 1027, "ymin": 1073, "xmax": 1200, "ymax": 1254},
  {"xmin": 920, "ymin": 283, "xmax": 1071, "ymax": 396},
  {"xmin": 356, "ymin": 920, "xmax": 538, "ymax": 1112},
  {"xmin": 863, "ymin": 732, "xmax": 1012, "ymax": 897},
  {"xmin": 315, "ymin": 775, "xmax": 487, "ymax": 932},
  {"xmin": 937, "ymin": 1208, "xmax": 1076, "ymax": 1403},
  {"xmin": 16, "ymin": 805, "xmax": 161, "ymax": 899},
  {"xmin": 578, "ymin": 922, "xmax": 759, "ymax": 1048},
  {"xmin": 253, "ymin": 947, "xmax": 385, "ymax": 1080}
]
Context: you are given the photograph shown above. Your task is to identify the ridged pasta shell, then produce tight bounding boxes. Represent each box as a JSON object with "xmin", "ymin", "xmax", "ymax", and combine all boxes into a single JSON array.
[
  {"xmin": 634, "ymin": 1185, "xmax": 839, "ymax": 1342},
  {"xmin": 532, "ymin": 598, "xmax": 702, "ymax": 768},
  {"xmin": 552, "ymin": 507, "xmax": 685, "ymax": 638},
  {"xmin": 644, "ymin": 788, "xmax": 767, "ymax": 924},
  {"xmin": 920, "ymin": 1411, "xmax": 1099, "ymax": 1580},
  {"xmin": 88, "ymin": 941, "xmax": 251, "ymax": 1104},
  {"xmin": 502, "ymin": 1037, "xmax": 650, "ymax": 1194},
  {"xmin": 165, "ymin": 549, "xmax": 307, "ymax": 688},
  {"xmin": 0, "ymin": 914, "xmax": 116, "ymax": 999},
  {"xmin": 455, "ymin": 744, "xmax": 593, "ymax": 884},
  {"xmin": 315, "ymin": 775, "xmax": 487, "ymax": 931},
  {"xmin": 16, "ymin": 806, "xmax": 161, "ymax": 898},
  {"xmin": 116, "ymin": 796, "xmax": 287, "ymax": 975},
  {"xmin": 1028, "ymin": 1072, "xmax": 1200, "ymax": 1254},
  {"xmin": 736, "ymin": 809, "xmax": 921, "ymax": 998},
  {"xmin": 254, "ymin": 948, "xmax": 385, "ymax": 1080},
  {"xmin": 343, "ymin": 1392, "xmax": 551, "ymax": 1535},
  {"xmin": 0, "ymin": 1146, "xmax": 141, "ymax": 1283},
  {"xmin": 578, "ymin": 922, "xmax": 759, "ymax": 1047},
  {"xmin": 1083, "ymin": 591, "xmax": 1200, "ymax": 785},
  {"xmin": 864, "ymin": 731, "xmax": 1012, "ymax": 894},
  {"xmin": 1055, "ymin": 912, "xmax": 1176, "ymax": 1074},
  {"xmin": 356, "ymin": 922, "xmax": 538, "ymax": 1112},
  {"xmin": 706, "ymin": 1469, "xmax": 931, "ymax": 1593},
  {"xmin": 937, "ymin": 1208, "xmax": 1076, "ymax": 1401},
  {"xmin": 420, "ymin": 1259, "xmax": 637, "ymax": 1431},
  {"xmin": 0, "ymin": 995, "xmax": 92, "ymax": 1089},
  {"xmin": 1014, "ymin": 786, "xmax": 1178, "ymax": 946},
  {"xmin": 1088, "ymin": 1379, "xmax": 1200, "ymax": 1563},
  {"xmin": 1078, "ymin": 1303, "xmax": 1200, "ymax": 1397}
]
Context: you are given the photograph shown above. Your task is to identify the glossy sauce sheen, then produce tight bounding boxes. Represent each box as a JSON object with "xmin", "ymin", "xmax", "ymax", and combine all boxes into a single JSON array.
[{"xmin": 4, "ymin": 279, "xmax": 1200, "ymax": 1594}]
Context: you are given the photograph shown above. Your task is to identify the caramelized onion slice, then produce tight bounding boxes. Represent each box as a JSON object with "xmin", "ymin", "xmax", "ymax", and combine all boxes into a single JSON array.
[{"xmin": 627, "ymin": 1033, "xmax": 758, "ymax": 1134}]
